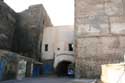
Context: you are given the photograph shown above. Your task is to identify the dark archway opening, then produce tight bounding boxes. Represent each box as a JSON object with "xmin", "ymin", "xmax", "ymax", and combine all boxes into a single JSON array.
[{"xmin": 55, "ymin": 61, "xmax": 72, "ymax": 76}]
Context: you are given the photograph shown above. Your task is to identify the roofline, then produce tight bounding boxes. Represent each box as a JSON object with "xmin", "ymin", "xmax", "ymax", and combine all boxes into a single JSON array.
[{"xmin": 45, "ymin": 25, "xmax": 74, "ymax": 28}]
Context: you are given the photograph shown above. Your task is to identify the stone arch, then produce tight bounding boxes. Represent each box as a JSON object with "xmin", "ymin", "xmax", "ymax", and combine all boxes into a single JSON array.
[
  {"xmin": 55, "ymin": 61, "xmax": 72, "ymax": 76},
  {"xmin": 54, "ymin": 55, "xmax": 74, "ymax": 76}
]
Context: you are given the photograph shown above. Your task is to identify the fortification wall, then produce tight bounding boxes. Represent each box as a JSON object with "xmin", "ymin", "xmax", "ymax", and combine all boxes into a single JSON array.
[
  {"xmin": 75, "ymin": 0, "xmax": 125, "ymax": 78},
  {"xmin": 0, "ymin": 1, "xmax": 16, "ymax": 50}
]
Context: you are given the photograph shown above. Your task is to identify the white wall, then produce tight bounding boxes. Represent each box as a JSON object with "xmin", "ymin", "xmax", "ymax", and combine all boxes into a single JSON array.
[
  {"xmin": 101, "ymin": 63, "xmax": 125, "ymax": 83},
  {"xmin": 42, "ymin": 25, "xmax": 74, "ymax": 60}
]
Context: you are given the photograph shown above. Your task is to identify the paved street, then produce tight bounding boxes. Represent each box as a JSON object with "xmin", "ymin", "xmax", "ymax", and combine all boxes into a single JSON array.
[
  {"xmin": 1, "ymin": 78, "xmax": 72, "ymax": 83},
  {"xmin": 0, "ymin": 77, "xmax": 96, "ymax": 83}
]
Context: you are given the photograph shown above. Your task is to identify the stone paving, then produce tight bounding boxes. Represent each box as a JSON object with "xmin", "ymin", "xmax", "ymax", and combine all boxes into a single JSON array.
[{"xmin": 0, "ymin": 78, "xmax": 97, "ymax": 83}]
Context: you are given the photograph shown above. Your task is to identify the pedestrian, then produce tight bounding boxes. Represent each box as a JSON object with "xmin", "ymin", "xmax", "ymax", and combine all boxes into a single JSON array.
[{"xmin": 68, "ymin": 68, "xmax": 74, "ymax": 78}]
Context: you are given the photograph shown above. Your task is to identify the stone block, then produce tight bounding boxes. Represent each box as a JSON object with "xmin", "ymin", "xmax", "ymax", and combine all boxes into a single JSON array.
[
  {"xmin": 75, "ymin": 0, "xmax": 105, "ymax": 17},
  {"xmin": 77, "ymin": 38, "xmax": 99, "ymax": 56},
  {"xmin": 104, "ymin": 0, "xmax": 123, "ymax": 16},
  {"xmin": 77, "ymin": 37, "xmax": 122, "ymax": 56},
  {"xmin": 99, "ymin": 37, "xmax": 120, "ymax": 54},
  {"xmin": 123, "ymin": 0, "xmax": 125, "ymax": 15},
  {"xmin": 76, "ymin": 16, "xmax": 109, "ymax": 36},
  {"xmin": 76, "ymin": 36, "xmax": 124, "ymax": 78},
  {"xmin": 110, "ymin": 16, "xmax": 125, "ymax": 34},
  {"xmin": 119, "ymin": 36, "xmax": 125, "ymax": 49}
]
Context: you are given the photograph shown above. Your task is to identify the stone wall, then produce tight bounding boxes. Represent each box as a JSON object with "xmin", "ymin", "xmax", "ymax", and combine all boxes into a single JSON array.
[
  {"xmin": 0, "ymin": 1, "xmax": 16, "ymax": 50},
  {"xmin": 0, "ymin": 1, "xmax": 52, "ymax": 61},
  {"xmin": 0, "ymin": 49, "xmax": 42, "ymax": 81},
  {"xmin": 12, "ymin": 4, "xmax": 52, "ymax": 61},
  {"xmin": 75, "ymin": 0, "xmax": 125, "ymax": 78}
]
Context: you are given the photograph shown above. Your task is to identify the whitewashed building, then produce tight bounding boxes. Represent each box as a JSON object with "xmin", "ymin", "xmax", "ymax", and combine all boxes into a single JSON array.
[{"xmin": 41, "ymin": 25, "xmax": 74, "ymax": 75}]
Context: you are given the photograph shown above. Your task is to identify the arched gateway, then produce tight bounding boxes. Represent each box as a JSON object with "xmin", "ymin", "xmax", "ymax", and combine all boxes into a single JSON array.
[
  {"xmin": 41, "ymin": 26, "xmax": 74, "ymax": 76},
  {"xmin": 54, "ymin": 53, "xmax": 74, "ymax": 76}
]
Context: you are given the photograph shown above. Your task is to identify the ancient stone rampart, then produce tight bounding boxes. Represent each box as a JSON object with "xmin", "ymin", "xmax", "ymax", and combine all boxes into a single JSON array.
[{"xmin": 75, "ymin": 0, "xmax": 125, "ymax": 78}]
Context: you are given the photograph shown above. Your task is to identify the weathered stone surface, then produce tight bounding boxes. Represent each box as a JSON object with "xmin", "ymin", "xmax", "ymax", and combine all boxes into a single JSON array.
[
  {"xmin": 75, "ymin": 0, "xmax": 125, "ymax": 78},
  {"xmin": 13, "ymin": 4, "xmax": 52, "ymax": 61},
  {"xmin": 75, "ymin": 0, "xmax": 104, "ymax": 17},
  {"xmin": 0, "ymin": 2, "xmax": 52, "ymax": 62},
  {"xmin": 76, "ymin": 36, "xmax": 124, "ymax": 78},
  {"xmin": 119, "ymin": 36, "xmax": 125, "ymax": 48},
  {"xmin": 77, "ymin": 37, "xmax": 123, "ymax": 56},
  {"xmin": 76, "ymin": 16, "xmax": 110, "ymax": 36},
  {"xmin": 77, "ymin": 38, "xmax": 99, "ymax": 56},
  {"xmin": 110, "ymin": 16, "xmax": 125, "ymax": 34},
  {"xmin": 0, "ymin": 1, "xmax": 16, "ymax": 50},
  {"xmin": 123, "ymin": 0, "xmax": 125, "ymax": 15},
  {"xmin": 104, "ymin": 0, "xmax": 123, "ymax": 16},
  {"xmin": 76, "ymin": 35, "xmax": 124, "ymax": 78}
]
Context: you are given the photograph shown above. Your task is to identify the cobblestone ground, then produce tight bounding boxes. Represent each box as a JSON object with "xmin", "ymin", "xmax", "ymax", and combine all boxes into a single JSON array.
[{"xmin": 0, "ymin": 77, "xmax": 96, "ymax": 83}]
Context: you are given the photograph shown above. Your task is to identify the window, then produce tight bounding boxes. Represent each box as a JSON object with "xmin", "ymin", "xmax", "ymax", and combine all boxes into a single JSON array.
[
  {"xmin": 45, "ymin": 44, "xmax": 48, "ymax": 51},
  {"xmin": 57, "ymin": 48, "xmax": 60, "ymax": 50},
  {"xmin": 69, "ymin": 43, "xmax": 73, "ymax": 51}
]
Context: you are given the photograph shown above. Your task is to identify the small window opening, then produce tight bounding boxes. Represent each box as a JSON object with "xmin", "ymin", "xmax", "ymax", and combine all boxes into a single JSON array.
[
  {"xmin": 57, "ymin": 48, "xmax": 60, "ymax": 50},
  {"xmin": 45, "ymin": 44, "xmax": 48, "ymax": 51},
  {"xmin": 69, "ymin": 44, "xmax": 73, "ymax": 51}
]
